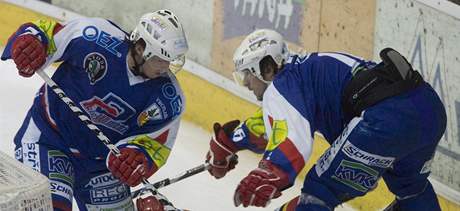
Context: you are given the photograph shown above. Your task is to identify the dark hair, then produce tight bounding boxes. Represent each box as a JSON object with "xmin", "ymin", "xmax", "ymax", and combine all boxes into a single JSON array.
[
  {"xmin": 126, "ymin": 32, "xmax": 146, "ymax": 50},
  {"xmin": 259, "ymin": 56, "xmax": 278, "ymax": 79}
]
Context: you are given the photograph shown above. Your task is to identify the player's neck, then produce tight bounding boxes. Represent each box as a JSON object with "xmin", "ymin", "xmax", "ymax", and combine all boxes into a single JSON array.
[
  {"xmin": 127, "ymin": 49, "xmax": 144, "ymax": 75},
  {"xmin": 127, "ymin": 49, "xmax": 135, "ymax": 72}
]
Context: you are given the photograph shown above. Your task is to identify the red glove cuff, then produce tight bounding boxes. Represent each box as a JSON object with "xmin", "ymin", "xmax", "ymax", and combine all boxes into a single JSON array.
[
  {"xmin": 107, "ymin": 147, "xmax": 158, "ymax": 187},
  {"xmin": 234, "ymin": 160, "xmax": 290, "ymax": 207},
  {"xmin": 206, "ymin": 120, "xmax": 241, "ymax": 179},
  {"xmin": 213, "ymin": 121, "xmax": 240, "ymax": 152}
]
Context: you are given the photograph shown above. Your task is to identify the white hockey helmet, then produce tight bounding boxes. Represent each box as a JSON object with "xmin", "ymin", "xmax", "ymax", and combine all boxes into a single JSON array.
[
  {"xmin": 130, "ymin": 9, "xmax": 188, "ymax": 73},
  {"xmin": 232, "ymin": 29, "xmax": 289, "ymax": 85}
]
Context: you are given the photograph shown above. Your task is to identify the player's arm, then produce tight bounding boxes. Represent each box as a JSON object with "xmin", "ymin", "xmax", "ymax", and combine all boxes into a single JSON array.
[
  {"xmin": 233, "ymin": 108, "xmax": 268, "ymax": 153},
  {"xmin": 1, "ymin": 18, "xmax": 111, "ymax": 76},
  {"xmin": 205, "ymin": 108, "xmax": 268, "ymax": 179},
  {"xmin": 234, "ymin": 84, "xmax": 315, "ymax": 208},
  {"xmin": 0, "ymin": 20, "xmax": 63, "ymax": 77},
  {"xmin": 106, "ymin": 117, "xmax": 181, "ymax": 187}
]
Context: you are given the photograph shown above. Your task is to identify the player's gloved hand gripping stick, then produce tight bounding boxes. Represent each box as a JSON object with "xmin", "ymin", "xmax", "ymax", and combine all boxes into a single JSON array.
[{"xmin": 35, "ymin": 69, "xmax": 209, "ymax": 198}]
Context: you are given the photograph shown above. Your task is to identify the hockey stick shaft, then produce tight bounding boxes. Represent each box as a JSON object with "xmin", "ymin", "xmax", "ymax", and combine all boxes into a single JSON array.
[
  {"xmin": 154, "ymin": 162, "xmax": 210, "ymax": 189},
  {"xmin": 132, "ymin": 163, "xmax": 210, "ymax": 198},
  {"xmin": 36, "ymin": 70, "xmax": 207, "ymax": 195},
  {"xmin": 34, "ymin": 71, "xmax": 156, "ymax": 186},
  {"xmin": 36, "ymin": 70, "xmax": 121, "ymax": 156}
]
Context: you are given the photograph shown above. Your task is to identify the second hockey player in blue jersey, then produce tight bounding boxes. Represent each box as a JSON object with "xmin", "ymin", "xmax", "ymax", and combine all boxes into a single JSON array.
[
  {"xmin": 204, "ymin": 29, "xmax": 446, "ymax": 211},
  {"xmin": 2, "ymin": 10, "xmax": 188, "ymax": 211}
]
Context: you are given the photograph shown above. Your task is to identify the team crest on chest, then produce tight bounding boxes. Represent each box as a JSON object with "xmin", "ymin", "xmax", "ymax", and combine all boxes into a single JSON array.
[{"xmin": 84, "ymin": 52, "xmax": 107, "ymax": 85}]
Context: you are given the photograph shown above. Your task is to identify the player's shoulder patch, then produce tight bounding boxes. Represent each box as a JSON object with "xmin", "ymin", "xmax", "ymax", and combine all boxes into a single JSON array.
[
  {"xmin": 83, "ymin": 52, "xmax": 107, "ymax": 85},
  {"xmin": 137, "ymin": 98, "xmax": 169, "ymax": 127}
]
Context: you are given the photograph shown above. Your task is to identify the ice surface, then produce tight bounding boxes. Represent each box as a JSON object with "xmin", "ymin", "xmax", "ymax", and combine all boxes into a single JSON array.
[{"xmin": 0, "ymin": 59, "xmax": 353, "ymax": 210}]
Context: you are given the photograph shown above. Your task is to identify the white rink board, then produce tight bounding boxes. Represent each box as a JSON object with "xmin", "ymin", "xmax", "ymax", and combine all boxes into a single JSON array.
[
  {"xmin": 375, "ymin": 0, "xmax": 460, "ymax": 202},
  {"xmin": 51, "ymin": 0, "xmax": 215, "ymax": 68}
]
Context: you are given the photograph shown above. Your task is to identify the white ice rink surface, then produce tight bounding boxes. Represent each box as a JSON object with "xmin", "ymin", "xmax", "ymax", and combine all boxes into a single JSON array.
[{"xmin": 0, "ymin": 59, "xmax": 353, "ymax": 210}]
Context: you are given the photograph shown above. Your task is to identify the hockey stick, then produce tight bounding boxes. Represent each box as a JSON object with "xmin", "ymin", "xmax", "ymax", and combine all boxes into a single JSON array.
[
  {"xmin": 132, "ymin": 162, "xmax": 210, "ymax": 198},
  {"xmin": 35, "ymin": 70, "xmax": 206, "ymax": 196},
  {"xmin": 35, "ymin": 70, "xmax": 147, "ymax": 183},
  {"xmin": 35, "ymin": 70, "xmax": 121, "ymax": 156}
]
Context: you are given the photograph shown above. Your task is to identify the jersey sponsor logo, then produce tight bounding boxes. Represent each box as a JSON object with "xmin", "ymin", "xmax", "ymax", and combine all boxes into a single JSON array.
[
  {"xmin": 50, "ymin": 181, "xmax": 73, "ymax": 201},
  {"xmin": 161, "ymin": 83, "xmax": 182, "ymax": 116},
  {"xmin": 82, "ymin": 25, "xmax": 123, "ymax": 57},
  {"xmin": 342, "ymin": 141, "xmax": 395, "ymax": 168},
  {"xmin": 85, "ymin": 197, "xmax": 134, "ymax": 210},
  {"xmin": 137, "ymin": 98, "xmax": 168, "ymax": 126},
  {"xmin": 84, "ymin": 173, "xmax": 119, "ymax": 189},
  {"xmin": 84, "ymin": 52, "xmax": 107, "ymax": 85},
  {"xmin": 332, "ymin": 160, "xmax": 378, "ymax": 192},
  {"xmin": 80, "ymin": 93, "xmax": 136, "ymax": 134},
  {"xmin": 89, "ymin": 182, "xmax": 130, "ymax": 204},
  {"xmin": 48, "ymin": 151, "xmax": 74, "ymax": 185},
  {"xmin": 22, "ymin": 142, "xmax": 40, "ymax": 171},
  {"xmin": 315, "ymin": 117, "xmax": 362, "ymax": 177}
]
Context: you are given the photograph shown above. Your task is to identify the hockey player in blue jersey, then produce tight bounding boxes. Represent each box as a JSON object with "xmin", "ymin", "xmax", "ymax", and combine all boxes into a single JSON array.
[
  {"xmin": 2, "ymin": 10, "xmax": 188, "ymax": 211},
  {"xmin": 204, "ymin": 29, "xmax": 446, "ymax": 211}
]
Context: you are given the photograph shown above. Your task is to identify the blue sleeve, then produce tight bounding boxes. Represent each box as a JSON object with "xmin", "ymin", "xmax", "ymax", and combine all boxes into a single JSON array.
[
  {"xmin": 1, "ymin": 22, "xmax": 49, "ymax": 60},
  {"xmin": 230, "ymin": 108, "xmax": 268, "ymax": 154}
]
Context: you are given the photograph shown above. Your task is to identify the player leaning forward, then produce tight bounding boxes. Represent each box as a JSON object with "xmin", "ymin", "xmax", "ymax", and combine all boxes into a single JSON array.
[
  {"xmin": 205, "ymin": 29, "xmax": 447, "ymax": 210},
  {"xmin": 1, "ymin": 10, "xmax": 188, "ymax": 210}
]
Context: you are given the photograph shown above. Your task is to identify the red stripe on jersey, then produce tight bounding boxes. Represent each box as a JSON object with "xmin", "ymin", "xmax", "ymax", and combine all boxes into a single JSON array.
[
  {"xmin": 39, "ymin": 85, "xmax": 58, "ymax": 130},
  {"xmin": 53, "ymin": 23, "xmax": 64, "ymax": 35},
  {"xmin": 284, "ymin": 196, "xmax": 299, "ymax": 211},
  {"xmin": 268, "ymin": 115, "xmax": 274, "ymax": 127},
  {"xmin": 278, "ymin": 138, "xmax": 305, "ymax": 174},
  {"xmin": 248, "ymin": 132, "xmax": 267, "ymax": 152},
  {"xmin": 154, "ymin": 130, "xmax": 170, "ymax": 145}
]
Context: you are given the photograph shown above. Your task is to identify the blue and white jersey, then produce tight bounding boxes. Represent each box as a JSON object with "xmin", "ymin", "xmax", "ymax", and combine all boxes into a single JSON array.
[
  {"xmin": 260, "ymin": 53, "xmax": 370, "ymax": 183},
  {"xmin": 2, "ymin": 18, "xmax": 184, "ymax": 165}
]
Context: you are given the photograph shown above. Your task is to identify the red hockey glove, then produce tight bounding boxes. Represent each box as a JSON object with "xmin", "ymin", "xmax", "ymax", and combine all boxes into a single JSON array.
[
  {"xmin": 234, "ymin": 160, "xmax": 290, "ymax": 208},
  {"xmin": 11, "ymin": 34, "xmax": 47, "ymax": 77},
  {"xmin": 205, "ymin": 120, "xmax": 240, "ymax": 179},
  {"xmin": 136, "ymin": 191, "xmax": 179, "ymax": 211},
  {"xmin": 107, "ymin": 147, "xmax": 158, "ymax": 187}
]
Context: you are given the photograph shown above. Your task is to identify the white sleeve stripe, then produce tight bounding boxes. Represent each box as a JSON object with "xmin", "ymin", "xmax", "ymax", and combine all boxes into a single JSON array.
[
  {"xmin": 263, "ymin": 84, "xmax": 314, "ymax": 162},
  {"xmin": 43, "ymin": 18, "xmax": 127, "ymax": 66},
  {"xmin": 43, "ymin": 19, "xmax": 83, "ymax": 67},
  {"xmin": 315, "ymin": 115, "xmax": 363, "ymax": 177},
  {"xmin": 317, "ymin": 53, "xmax": 359, "ymax": 67},
  {"xmin": 163, "ymin": 117, "xmax": 181, "ymax": 149}
]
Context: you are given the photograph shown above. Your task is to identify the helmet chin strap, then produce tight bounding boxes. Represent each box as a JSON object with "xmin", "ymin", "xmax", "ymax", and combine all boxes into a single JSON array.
[{"xmin": 258, "ymin": 75, "xmax": 271, "ymax": 84}]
